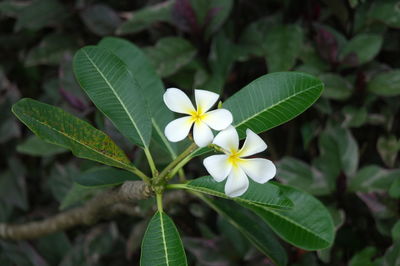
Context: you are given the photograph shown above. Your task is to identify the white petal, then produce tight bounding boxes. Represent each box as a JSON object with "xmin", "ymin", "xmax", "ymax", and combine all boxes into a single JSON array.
[
  {"xmin": 203, "ymin": 109, "xmax": 233, "ymax": 131},
  {"xmin": 203, "ymin": 155, "xmax": 231, "ymax": 182},
  {"xmin": 163, "ymin": 88, "xmax": 195, "ymax": 114},
  {"xmin": 195, "ymin": 89, "xmax": 219, "ymax": 113},
  {"xmin": 225, "ymin": 166, "xmax": 249, "ymax": 197},
  {"xmin": 212, "ymin": 126, "xmax": 239, "ymax": 152},
  {"xmin": 193, "ymin": 121, "xmax": 214, "ymax": 147},
  {"xmin": 239, "ymin": 158, "xmax": 276, "ymax": 183},
  {"xmin": 238, "ymin": 129, "xmax": 267, "ymax": 157},
  {"xmin": 164, "ymin": 116, "xmax": 193, "ymax": 142}
]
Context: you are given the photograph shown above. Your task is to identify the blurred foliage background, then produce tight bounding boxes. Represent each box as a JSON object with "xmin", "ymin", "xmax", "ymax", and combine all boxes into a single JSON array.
[{"xmin": 0, "ymin": 0, "xmax": 399, "ymax": 265}]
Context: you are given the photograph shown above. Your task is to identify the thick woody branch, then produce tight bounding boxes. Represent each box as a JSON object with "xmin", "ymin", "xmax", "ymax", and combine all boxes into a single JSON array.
[{"xmin": 0, "ymin": 181, "xmax": 153, "ymax": 240}]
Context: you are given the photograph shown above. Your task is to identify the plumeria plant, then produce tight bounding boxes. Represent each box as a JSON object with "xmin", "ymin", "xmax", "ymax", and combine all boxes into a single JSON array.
[{"xmin": 11, "ymin": 37, "xmax": 334, "ymax": 265}]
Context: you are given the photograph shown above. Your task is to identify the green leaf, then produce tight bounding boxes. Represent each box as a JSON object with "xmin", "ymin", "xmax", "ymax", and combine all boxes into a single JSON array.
[
  {"xmin": 48, "ymin": 162, "xmax": 75, "ymax": 203},
  {"xmin": 73, "ymin": 46, "xmax": 152, "ymax": 148},
  {"xmin": 12, "ymin": 98, "xmax": 136, "ymax": 172},
  {"xmin": 342, "ymin": 106, "xmax": 368, "ymax": 128},
  {"xmin": 98, "ymin": 37, "xmax": 177, "ymax": 159},
  {"xmin": 17, "ymin": 135, "xmax": 67, "ymax": 157},
  {"xmin": 74, "ymin": 166, "xmax": 139, "ymax": 187},
  {"xmin": 238, "ymin": 15, "xmax": 282, "ymax": 58},
  {"xmin": 141, "ymin": 211, "xmax": 187, "ymax": 266},
  {"xmin": 392, "ymin": 221, "xmax": 400, "ymax": 241},
  {"xmin": 25, "ymin": 33, "xmax": 76, "ymax": 67},
  {"xmin": 317, "ymin": 126, "xmax": 359, "ymax": 177},
  {"xmin": 277, "ymin": 157, "xmax": 332, "ymax": 196},
  {"xmin": 223, "ymin": 72, "xmax": 324, "ymax": 137},
  {"xmin": 389, "ymin": 177, "xmax": 400, "ymax": 198},
  {"xmin": 369, "ymin": 0, "xmax": 400, "ymax": 28},
  {"xmin": 37, "ymin": 233, "xmax": 71, "ymax": 265},
  {"xmin": 377, "ymin": 135, "xmax": 399, "ymax": 167},
  {"xmin": 349, "ymin": 247, "xmax": 378, "ymax": 266},
  {"xmin": 265, "ymin": 24, "xmax": 303, "ymax": 72},
  {"xmin": 145, "ymin": 37, "xmax": 197, "ymax": 77},
  {"xmin": 367, "ymin": 70, "xmax": 400, "ymax": 96},
  {"xmin": 348, "ymin": 165, "xmax": 400, "ymax": 193},
  {"xmin": 116, "ymin": 1, "xmax": 174, "ymax": 35},
  {"xmin": 80, "ymin": 4, "xmax": 121, "ymax": 36},
  {"xmin": 339, "ymin": 34, "xmax": 383, "ymax": 66},
  {"xmin": 380, "ymin": 241, "xmax": 400, "ymax": 266},
  {"xmin": 319, "ymin": 73, "xmax": 353, "ymax": 100},
  {"xmin": 60, "ymin": 183, "xmax": 100, "ymax": 210},
  {"xmin": 205, "ymin": 31, "xmax": 237, "ymax": 93},
  {"xmin": 243, "ymin": 183, "xmax": 335, "ymax": 250},
  {"xmin": 0, "ymin": 170, "xmax": 28, "ymax": 211},
  {"xmin": 14, "ymin": 0, "xmax": 67, "ymax": 31},
  {"xmin": 190, "ymin": 0, "xmax": 233, "ymax": 38},
  {"xmin": 177, "ymin": 176, "xmax": 293, "ymax": 209},
  {"xmin": 0, "ymin": 1, "xmax": 29, "ymax": 17},
  {"xmin": 201, "ymin": 197, "xmax": 287, "ymax": 266}
]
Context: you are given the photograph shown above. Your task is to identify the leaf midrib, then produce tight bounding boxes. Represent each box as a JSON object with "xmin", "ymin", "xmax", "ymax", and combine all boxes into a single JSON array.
[
  {"xmin": 82, "ymin": 49, "xmax": 149, "ymax": 148},
  {"xmin": 159, "ymin": 212, "xmax": 170, "ymax": 266},
  {"xmin": 202, "ymin": 197, "xmax": 281, "ymax": 266},
  {"xmin": 186, "ymin": 183, "xmax": 291, "ymax": 209},
  {"xmin": 15, "ymin": 108, "xmax": 133, "ymax": 171},
  {"xmin": 258, "ymin": 206, "xmax": 331, "ymax": 246},
  {"xmin": 234, "ymin": 83, "xmax": 322, "ymax": 128},
  {"xmin": 189, "ymin": 82, "xmax": 323, "ymax": 157}
]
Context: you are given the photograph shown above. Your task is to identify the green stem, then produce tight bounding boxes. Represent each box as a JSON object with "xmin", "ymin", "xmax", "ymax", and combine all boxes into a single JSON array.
[
  {"xmin": 178, "ymin": 169, "xmax": 186, "ymax": 182},
  {"xmin": 127, "ymin": 166, "xmax": 151, "ymax": 184},
  {"xmin": 166, "ymin": 183, "xmax": 187, "ymax": 190},
  {"xmin": 156, "ymin": 143, "xmax": 198, "ymax": 183},
  {"xmin": 166, "ymin": 155, "xmax": 193, "ymax": 181},
  {"xmin": 156, "ymin": 192, "xmax": 163, "ymax": 212},
  {"xmin": 144, "ymin": 148, "xmax": 158, "ymax": 177}
]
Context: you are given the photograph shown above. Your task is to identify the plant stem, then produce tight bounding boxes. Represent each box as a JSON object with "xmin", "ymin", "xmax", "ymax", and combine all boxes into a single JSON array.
[
  {"xmin": 144, "ymin": 148, "xmax": 158, "ymax": 177},
  {"xmin": 166, "ymin": 183, "xmax": 187, "ymax": 190},
  {"xmin": 127, "ymin": 166, "xmax": 151, "ymax": 184},
  {"xmin": 156, "ymin": 192, "xmax": 163, "ymax": 212},
  {"xmin": 156, "ymin": 143, "xmax": 198, "ymax": 183},
  {"xmin": 178, "ymin": 169, "xmax": 186, "ymax": 182},
  {"xmin": 166, "ymin": 156, "xmax": 193, "ymax": 181}
]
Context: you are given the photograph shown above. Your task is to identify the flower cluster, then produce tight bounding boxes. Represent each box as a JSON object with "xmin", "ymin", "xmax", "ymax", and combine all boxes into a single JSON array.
[{"xmin": 163, "ymin": 88, "xmax": 276, "ymax": 197}]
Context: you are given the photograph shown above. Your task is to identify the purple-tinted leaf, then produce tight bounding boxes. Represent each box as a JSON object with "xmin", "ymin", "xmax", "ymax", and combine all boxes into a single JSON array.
[
  {"xmin": 59, "ymin": 88, "xmax": 87, "ymax": 112},
  {"xmin": 314, "ymin": 26, "xmax": 339, "ymax": 64},
  {"xmin": 172, "ymin": 0, "xmax": 200, "ymax": 33},
  {"xmin": 59, "ymin": 54, "xmax": 89, "ymax": 112},
  {"xmin": 357, "ymin": 192, "xmax": 393, "ymax": 218},
  {"xmin": 342, "ymin": 52, "xmax": 359, "ymax": 67},
  {"xmin": 80, "ymin": 4, "xmax": 121, "ymax": 36}
]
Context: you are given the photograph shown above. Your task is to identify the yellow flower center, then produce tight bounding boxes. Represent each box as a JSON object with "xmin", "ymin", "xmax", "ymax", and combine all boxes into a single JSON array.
[
  {"xmin": 190, "ymin": 109, "xmax": 206, "ymax": 123},
  {"xmin": 228, "ymin": 151, "xmax": 242, "ymax": 167}
]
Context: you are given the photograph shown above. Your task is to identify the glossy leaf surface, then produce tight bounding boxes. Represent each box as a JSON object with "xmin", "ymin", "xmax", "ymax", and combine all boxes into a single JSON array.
[
  {"xmin": 180, "ymin": 176, "xmax": 293, "ymax": 209},
  {"xmin": 98, "ymin": 37, "xmax": 177, "ymax": 158},
  {"xmin": 243, "ymin": 183, "xmax": 335, "ymax": 250},
  {"xmin": 141, "ymin": 211, "xmax": 187, "ymax": 266},
  {"xmin": 223, "ymin": 72, "xmax": 324, "ymax": 137},
  {"xmin": 201, "ymin": 197, "xmax": 288, "ymax": 266},
  {"xmin": 12, "ymin": 98, "xmax": 135, "ymax": 172},
  {"xmin": 73, "ymin": 46, "xmax": 152, "ymax": 148}
]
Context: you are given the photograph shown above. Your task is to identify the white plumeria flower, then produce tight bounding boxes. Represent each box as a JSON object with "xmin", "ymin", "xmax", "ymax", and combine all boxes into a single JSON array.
[
  {"xmin": 163, "ymin": 88, "xmax": 233, "ymax": 147},
  {"xmin": 203, "ymin": 126, "xmax": 276, "ymax": 197}
]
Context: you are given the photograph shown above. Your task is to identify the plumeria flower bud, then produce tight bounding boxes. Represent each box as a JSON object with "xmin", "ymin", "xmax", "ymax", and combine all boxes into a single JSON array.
[
  {"xmin": 203, "ymin": 126, "xmax": 276, "ymax": 197},
  {"xmin": 163, "ymin": 88, "xmax": 233, "ymax": 147}
]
